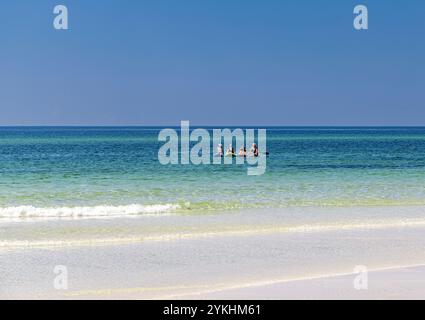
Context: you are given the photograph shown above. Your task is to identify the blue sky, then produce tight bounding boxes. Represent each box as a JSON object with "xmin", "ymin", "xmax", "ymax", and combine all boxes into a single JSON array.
[{"xmin": 0, "ymin": 0, "xmax": 424, "ymax": 125}]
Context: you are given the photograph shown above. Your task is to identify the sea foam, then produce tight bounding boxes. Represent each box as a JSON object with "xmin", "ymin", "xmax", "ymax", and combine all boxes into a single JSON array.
[{"xmin": 0, "ymin": 204, "xmax": 180, "ymax": 220}]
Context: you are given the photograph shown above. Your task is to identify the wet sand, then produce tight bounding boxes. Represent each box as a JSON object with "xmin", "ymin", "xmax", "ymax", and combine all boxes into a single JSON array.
[{"xmin": 1, "ymin": 207, "xmax": 425, "ymax": 300}]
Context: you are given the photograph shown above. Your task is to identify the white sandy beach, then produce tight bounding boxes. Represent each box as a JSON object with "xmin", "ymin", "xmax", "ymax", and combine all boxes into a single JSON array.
[
  {"xmin": 1, "ymin": 206, "xmax": 425, "ymax": 300},
  {"xmin": 177, "ymin": 266, "xmax": 425, "ymax": 300}
]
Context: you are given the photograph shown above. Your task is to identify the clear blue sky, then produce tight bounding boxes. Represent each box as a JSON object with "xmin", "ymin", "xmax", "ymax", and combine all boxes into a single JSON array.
[{"xmin": 0, "ymin": 0, "xmax": 424, "ymax": 126}]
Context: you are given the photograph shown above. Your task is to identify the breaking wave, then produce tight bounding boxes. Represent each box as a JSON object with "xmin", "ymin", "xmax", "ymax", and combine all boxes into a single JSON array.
[{"xmin": 0, "ymin": 204, "xmax": 180, "ymax": 220}]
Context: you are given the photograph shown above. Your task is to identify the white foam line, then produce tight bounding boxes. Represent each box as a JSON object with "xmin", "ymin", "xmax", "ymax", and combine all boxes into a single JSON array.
[{"xmin": 0, "ymin": 203, "xmax": 180, "ymax": 221}]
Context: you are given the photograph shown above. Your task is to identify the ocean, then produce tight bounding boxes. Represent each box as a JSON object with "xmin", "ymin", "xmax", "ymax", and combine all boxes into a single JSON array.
[
  {"xmin": 1, "ymin": 126, "xmax": 425, "ymax": 220},
  {"xmin": 3, "ymin": 127, "xmax": 425, "ymax": 297}
]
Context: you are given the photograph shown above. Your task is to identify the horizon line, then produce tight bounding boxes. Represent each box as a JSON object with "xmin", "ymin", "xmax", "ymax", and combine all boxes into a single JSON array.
[{"xmin": 1, "ymin": 125, "xmax": 425, "ymax": 128}]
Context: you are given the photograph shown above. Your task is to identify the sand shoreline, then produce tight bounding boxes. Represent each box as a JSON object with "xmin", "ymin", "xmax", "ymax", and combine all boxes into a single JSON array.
[
  {"xmin": 2, "ymin": 206, "xmax": 425, "ymax": 300},
  {"xmin": 5, "ymin": 264, "xmax": 424, "ymax": 300},
  {"xmin": 169, "ymin": 265, "xmax": 425, "ymax": 300}
]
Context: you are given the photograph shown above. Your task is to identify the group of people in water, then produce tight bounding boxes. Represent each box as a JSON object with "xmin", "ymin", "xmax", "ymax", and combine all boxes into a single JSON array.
[{"xmin": 217, "ymin": 143, "xmax": 261, "ymax": 157}]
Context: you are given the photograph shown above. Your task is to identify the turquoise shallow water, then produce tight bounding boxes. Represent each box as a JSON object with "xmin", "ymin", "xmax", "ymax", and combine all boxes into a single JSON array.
[{"xmin": 1, "ymin": 127, "xmax": 425, "ymax": 218}]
